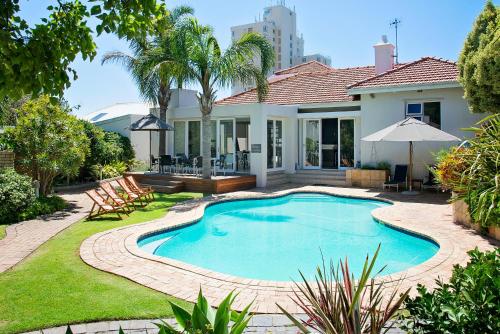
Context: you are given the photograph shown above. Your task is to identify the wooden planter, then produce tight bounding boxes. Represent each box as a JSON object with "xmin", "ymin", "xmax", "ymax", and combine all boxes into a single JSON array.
[
  {"xmin": 346, "ymin": 169, "xmax": 389, "ymax": 189},
  {"xmin": 452, "ymin": 196, "xmax": 500, "ymax": 241}
]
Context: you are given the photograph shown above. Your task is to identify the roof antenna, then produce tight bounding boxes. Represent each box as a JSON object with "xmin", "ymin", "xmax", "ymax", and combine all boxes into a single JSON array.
[{"xmin": 390, "ymin": 18, "xmax": 401, "ymax": 64}]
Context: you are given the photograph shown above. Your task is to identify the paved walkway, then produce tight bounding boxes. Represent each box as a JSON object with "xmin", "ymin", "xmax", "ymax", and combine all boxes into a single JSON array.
[
  {"xmin": 0, "ymin": 192, "xmax": 92, "ymax": 273},
  {"xmin": 23, "ymin": 315, "xmax": 405, "ymax": 334},
  {"xmin": 81, "ymin": 185, "xmax": 498, "ymax": 313}
]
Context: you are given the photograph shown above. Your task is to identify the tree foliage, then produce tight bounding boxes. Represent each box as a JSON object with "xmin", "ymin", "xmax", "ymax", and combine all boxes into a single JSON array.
[
  {"xmin": 169, "ymin": 18, "xmax": 275, "ymax": 178},
  {"xmin": 102, "ymin": 5, "xmax": 194, "ymax": 154},
  {"xmin": 5, "ymin": 95, "xmax": 89, "ymax": 195},
  {"xmin": 435, "ymin": 114, "xmax": 499, "ymax": 227},
  {"xmin": 458, "ymin": 1, "xmax": 500, "ymax": 114},
  {"xmin": 0, "ymin": 0, "xmax": 168, "ymax": 99}
]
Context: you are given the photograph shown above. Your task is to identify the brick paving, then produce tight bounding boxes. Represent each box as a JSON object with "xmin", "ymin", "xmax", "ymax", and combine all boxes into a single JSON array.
[
  {"xmin": 0, "ymin": 192, "xmax": 92, "ymax": 273},
  {"xmin": 80, "ymin": 185, "xmax": 498, "ymax": 313},
  {"xmin": 23, "ymin": 315, "xmax": 405, "ymax": 334}
]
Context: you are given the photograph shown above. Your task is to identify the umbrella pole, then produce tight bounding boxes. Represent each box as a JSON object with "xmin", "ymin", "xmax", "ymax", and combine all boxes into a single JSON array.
[{"xmin": 149, "ymin": 131, "xmax": 152, "ymax": 172}]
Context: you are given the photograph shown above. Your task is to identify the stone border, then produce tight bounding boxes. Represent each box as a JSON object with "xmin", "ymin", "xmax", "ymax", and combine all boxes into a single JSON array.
[{"xmin": 80, "ymin": 186, "xmax": 497, "ymax": 313}]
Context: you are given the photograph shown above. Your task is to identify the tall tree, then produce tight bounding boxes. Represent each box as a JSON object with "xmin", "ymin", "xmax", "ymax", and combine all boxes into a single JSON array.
[
  {"xmin": 5, "ymin": 96, "xmax": 89, "ymax": 195},
  {"xmin": 102, "ymin": 6, "xmax": 194, "ymax": 155},
  {"xmin": 175, "ymin": 19, "xmax": 274, "ymax": 179},
  {"xmin": 0, "ymin": 0, "xmax": 168, "ymax": 99},
  {"xmin": 458, "ymin": 1, "xmax": 500, "ymax": 114}
]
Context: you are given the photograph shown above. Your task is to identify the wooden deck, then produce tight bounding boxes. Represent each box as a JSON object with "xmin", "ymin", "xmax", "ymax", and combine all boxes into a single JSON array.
[{"xmin": 125, "ymin": 172, "xmax": 256, "ymax": 194}]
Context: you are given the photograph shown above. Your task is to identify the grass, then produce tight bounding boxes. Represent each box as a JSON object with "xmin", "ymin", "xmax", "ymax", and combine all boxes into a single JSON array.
[
  {"xmin": 0, "ymin": 192, "xmax": 202, "ymax": 334},
  {"xmin": 0, "ymin": 225, "xmax": 6, "ymax": 239}
]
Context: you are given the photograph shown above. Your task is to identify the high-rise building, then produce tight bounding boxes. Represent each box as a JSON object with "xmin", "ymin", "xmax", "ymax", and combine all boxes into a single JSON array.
[{"xmin": 231, "ymin": 2, "xmax": 331, "ymax": 94}]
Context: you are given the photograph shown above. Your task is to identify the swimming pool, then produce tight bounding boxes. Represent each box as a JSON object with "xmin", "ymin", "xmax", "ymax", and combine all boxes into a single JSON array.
[{"xmin": 138, "ymin": 193, "xmax": 439, "ymax": 281}]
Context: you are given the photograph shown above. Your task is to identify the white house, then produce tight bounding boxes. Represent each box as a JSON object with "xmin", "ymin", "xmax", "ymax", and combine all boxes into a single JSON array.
[{"xmin": 88, "ymin": 37, "xmax": 481, "ymax": 188}]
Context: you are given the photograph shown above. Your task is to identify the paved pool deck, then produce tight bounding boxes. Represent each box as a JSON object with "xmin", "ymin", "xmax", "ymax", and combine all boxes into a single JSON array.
[{"xmin": 80, "ymin": 185, "xmax": 498, "ymax": 313}]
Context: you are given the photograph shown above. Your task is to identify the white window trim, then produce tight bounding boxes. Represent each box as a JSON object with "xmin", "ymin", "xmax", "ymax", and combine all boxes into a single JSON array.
[
  {"xmin": 405, "ymin": 100, "xmax": 441, "ymax": 126},
  {"xmin": 267, "ymin": 118, "xmax": 285, "ymax": 171}
]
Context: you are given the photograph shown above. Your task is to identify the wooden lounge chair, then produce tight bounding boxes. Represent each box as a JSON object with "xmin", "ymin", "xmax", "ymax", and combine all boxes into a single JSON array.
[
  {"xmin": 116, "ymin": 178, "xmax": 147, "ymax": 206},
  {"xmin": 85, "ymin": 189, "xmax": 127, "ymax": 220},
  {"xmin": 125, "ymin": 175, "xmax": 154, "ymax": 201},
  {"xmin": 100, "ymin": 182, "xmax": 135, "ymax": 213},
  {"xmin": 383, "ymin": 164, "xmax": 408, "ymax": 192}
]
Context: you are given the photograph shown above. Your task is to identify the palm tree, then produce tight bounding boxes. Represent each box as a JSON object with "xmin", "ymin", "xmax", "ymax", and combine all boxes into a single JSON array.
[
  {"xmin": 174, "ymin": 19, "xmax": 275, "ymax": 179},
  {"xmin": 101, "ymin": 6, "xmax": 194, "ymax": 156}
]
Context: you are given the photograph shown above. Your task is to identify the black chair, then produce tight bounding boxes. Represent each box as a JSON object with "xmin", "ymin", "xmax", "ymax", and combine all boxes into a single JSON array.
[
  {"xmin": 176, "ymin": 154, "xmax": 189, "ymax": 173},
  {"xmin": 159, "ymin": 155, "xmax": 174, "ymax": 174},
  {"xmin": 383, "ymin": 164, "xmax": 408, "ymax": 192},
  {"xmin": 150, "ymin": 155, "xmax": 158, "ymax": 171},
  {"xmin": 423, "ymin": 167, "xmax": 439, "ymax": 191},
  {"xmin": 194, "ymin": 156, "xmax": 203, "ymax": 176},
  {"xmin": 213, "ymin": 154, "xmax": 226, "ymax": 176}
]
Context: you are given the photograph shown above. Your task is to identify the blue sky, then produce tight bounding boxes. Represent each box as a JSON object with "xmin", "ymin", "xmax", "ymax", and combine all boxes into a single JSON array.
[{"xmin": 20, "ymin": 0, "xmax": 492, "ymax": 116}]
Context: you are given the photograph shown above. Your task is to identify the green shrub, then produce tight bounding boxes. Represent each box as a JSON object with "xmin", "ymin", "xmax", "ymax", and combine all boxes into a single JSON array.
[
  {"xmin": 18, "ymin": 196, "xmax": 67, "ymax": 221},
  {"xmin": 156, "ymin": 289, "xmax": 253, "ymax": 334},
  {"xmin": 361, "ymin": 161, "xmax": 391, "ymax": 171},
  {"xmin": 279, "ymin": 245, "xmax": 409, "ymax": 334},
  {"xmin": 129, "ymin": 159, "xmax": 149, "ymax": 172},
  {"xmin": 401, "ymin": 248, "xmax": 500, "ymax": 334},
  {"xmin": 0, "ymin": 168, "xmax": 35, "ymax": 224}
]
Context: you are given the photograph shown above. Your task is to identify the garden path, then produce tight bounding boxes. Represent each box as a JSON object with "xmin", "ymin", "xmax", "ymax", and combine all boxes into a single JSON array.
[{"xmin": 0, "ymin": 192, "xmax": 92, "ymax": 273}]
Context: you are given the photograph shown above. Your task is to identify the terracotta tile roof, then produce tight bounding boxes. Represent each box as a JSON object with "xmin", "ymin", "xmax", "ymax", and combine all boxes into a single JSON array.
[
  {"xmin": 274, "ymin": 60, "xmax": 332, "ymax": 75},
  {"xmin": 348, "ymin": 57, "xmax": 458, "ymax": 90},
  {"xmin": 217, "ymin": 57, "xmax": 459, "ymax": 106},
  {"xmin": 217, "ymin": 66, "xmax": 375, "ymax": 105}
]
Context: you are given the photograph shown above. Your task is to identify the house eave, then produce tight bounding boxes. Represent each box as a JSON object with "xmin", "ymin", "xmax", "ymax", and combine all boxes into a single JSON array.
[{"xmin": 347, "ymin": 81, "xmax": 461, "ymax": 95}]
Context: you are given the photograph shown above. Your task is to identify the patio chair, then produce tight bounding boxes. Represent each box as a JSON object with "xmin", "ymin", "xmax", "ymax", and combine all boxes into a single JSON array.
[
  {"xmin": 159, "ymin": 155, "xmax": 174, "ymax": 174},
  {"xmin": 85, "ymin": 189, "xmax": 128, "ymax": 220},
  {"xmin": 176, "ymin": 154, "xmax": 189, "ymax": 174},
  {"xmin": 193, "ymin": 156, "xmax": 203, "ymax": 176},
  {"xmin": 383, "ymin": 164, "xmax": 408, "ymax": 192},
  {"xmin": 100, "ymin": 181, "xmax": 135, "ymax": 213},
  {"xmin": 423, "ymin": 167, "xmax": 439, "ymax": 191},
  {"xmin": 150, "ymin": 155, "xmax": 158, "ymax": 171},
  {"xmin": 125, "ymin": 175, "xmax": 155, "ymax": 201},
  {"xmin": 116, "ymin": 178, "xmax": 147, "ymax": 206},
  {"xmin": 213, "ymin": 154, "xmax": 226, "ymax": 176}
]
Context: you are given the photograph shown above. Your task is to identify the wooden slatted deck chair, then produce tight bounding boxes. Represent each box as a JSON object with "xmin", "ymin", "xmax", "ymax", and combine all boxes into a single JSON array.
[
  {"xmin": 125, "ymin": 175, "xmax": 154, "ymax": 201},
  {"xmin": 100, "ymin": 182, "xmax": 135, "ymax": 213},
  {"xmin": 116, "ymin": 178, "xmax": 147, "ymax": 207},
  {"xmin": 85, "ymin": 189, "xmax": 128, "ymax": 220}
]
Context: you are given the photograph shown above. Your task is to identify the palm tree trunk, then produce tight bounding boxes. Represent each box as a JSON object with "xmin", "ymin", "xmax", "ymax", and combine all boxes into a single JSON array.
[
  {"xmin": 201, "ymin": 112, "xmax": 212, "ymax": 179},
  {"xmin": 158, "ymin": 84, "xmax": 171, "ymax": 156}
]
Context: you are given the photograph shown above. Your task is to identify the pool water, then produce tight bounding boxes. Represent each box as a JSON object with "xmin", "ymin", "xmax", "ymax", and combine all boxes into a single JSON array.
[{"xmin": 138, "ymin": 193, "xmax": 439, "ymax": 281}]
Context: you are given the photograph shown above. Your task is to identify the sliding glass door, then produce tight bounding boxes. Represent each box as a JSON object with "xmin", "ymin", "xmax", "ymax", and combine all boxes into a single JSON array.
[
  {"xmin": 302, "ymin": 118, "xmax": 355, "ymax": 169},
  {"xmin": 339, "ymin": 119, "xmax": 354, "ymax": 168},
  {"xmin": 267, "ymin": 119, "xmax": 283, "ymax": 169},
  {"xmin": 303, "ymin": 119, "xmax": 320, "ymax": 169}
]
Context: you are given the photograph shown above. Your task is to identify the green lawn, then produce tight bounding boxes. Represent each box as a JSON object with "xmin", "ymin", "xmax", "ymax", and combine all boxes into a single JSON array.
[
  {"xmin": 0, "ymin": 225, "xmax": 6, "ymax": 240},
  {"xmin": 0, "ymin": 192, "xmax": 201, "ymax": 334}
]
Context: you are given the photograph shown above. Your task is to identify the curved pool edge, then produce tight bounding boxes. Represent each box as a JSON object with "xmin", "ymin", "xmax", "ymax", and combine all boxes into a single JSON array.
[{"xmin": 80, "ymin": 186, "xmax": 493, "ymax": 313}]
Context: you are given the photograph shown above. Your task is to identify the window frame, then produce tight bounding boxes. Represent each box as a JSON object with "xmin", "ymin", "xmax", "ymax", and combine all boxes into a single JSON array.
[{"xmin": 405, "ymin": 100, "xmax": 441, "ymax": 128}]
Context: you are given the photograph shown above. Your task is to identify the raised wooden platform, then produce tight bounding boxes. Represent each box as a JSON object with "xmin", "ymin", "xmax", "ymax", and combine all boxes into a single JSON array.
[{"xmin": 125, "ymin": 172, "xmax": 256, "ymax": 194}]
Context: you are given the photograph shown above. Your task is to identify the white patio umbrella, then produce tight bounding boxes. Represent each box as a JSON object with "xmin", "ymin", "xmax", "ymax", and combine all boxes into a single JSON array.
[
  {"xmin": 362, "ymin": 117, "xmax": 460, "ymax": 194},
  {"xmin": 130, "ymin": 113, "xmax": 174, "ymax": 171}
]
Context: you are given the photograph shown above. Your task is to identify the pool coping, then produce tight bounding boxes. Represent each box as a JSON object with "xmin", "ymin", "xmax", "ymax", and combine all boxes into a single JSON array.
[{"xmin": 80, "ymin": 186, "xmax": 497, "ymax": 313}]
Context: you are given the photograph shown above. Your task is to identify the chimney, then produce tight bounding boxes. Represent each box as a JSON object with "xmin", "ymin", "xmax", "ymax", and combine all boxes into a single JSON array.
[{"xmin": 373, "ymin": 35, "xmax": 395, "ymax": 75}]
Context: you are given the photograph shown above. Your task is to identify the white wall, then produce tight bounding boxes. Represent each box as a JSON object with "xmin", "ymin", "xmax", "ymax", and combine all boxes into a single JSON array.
[{"xmin": 359, "ymin": 87, "xmax": 482, "ymax": 179}]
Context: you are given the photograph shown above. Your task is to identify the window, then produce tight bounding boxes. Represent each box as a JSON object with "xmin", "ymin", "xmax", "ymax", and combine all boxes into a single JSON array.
[
  {"xmin": 188, "ymin": 121, "xmax": 200, "ymax": 157},
  {"xmin": 267, "ymin": 120, "xmax": 283, "ymax": 169},
  {"xmin": 174, "ymin": 121, "xmax": 186, "ymax": 155},
  {"xmin": 247, "ymin": 27, "xmax": 253, "ymax": 33},
  {"xmin": 263, "ymin": 25, "xmax": 267, "ymax": 32},
  {"xmin": 406, "ymin": 101, "xmax": 441, "ymax": 128},
  {"xmin": 290, "ymin": 34, "xmax": 292, "ymax": 40}
]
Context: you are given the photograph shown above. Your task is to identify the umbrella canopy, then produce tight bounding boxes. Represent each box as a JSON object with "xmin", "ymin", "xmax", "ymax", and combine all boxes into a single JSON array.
[
  {"xmin": 129, "ymin": 113, "xmax": 174, "ymax": 171},
  {"xmin": 362, "ymin": 117, "xmax": 460, "ymax": 142},
  {"xmin": 130, "ymin": 113, "xmax": 174, "ymax": 131},
  {"xmin": 362, "ymin": 117, "xmax": 460, "ymax": 193}
]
